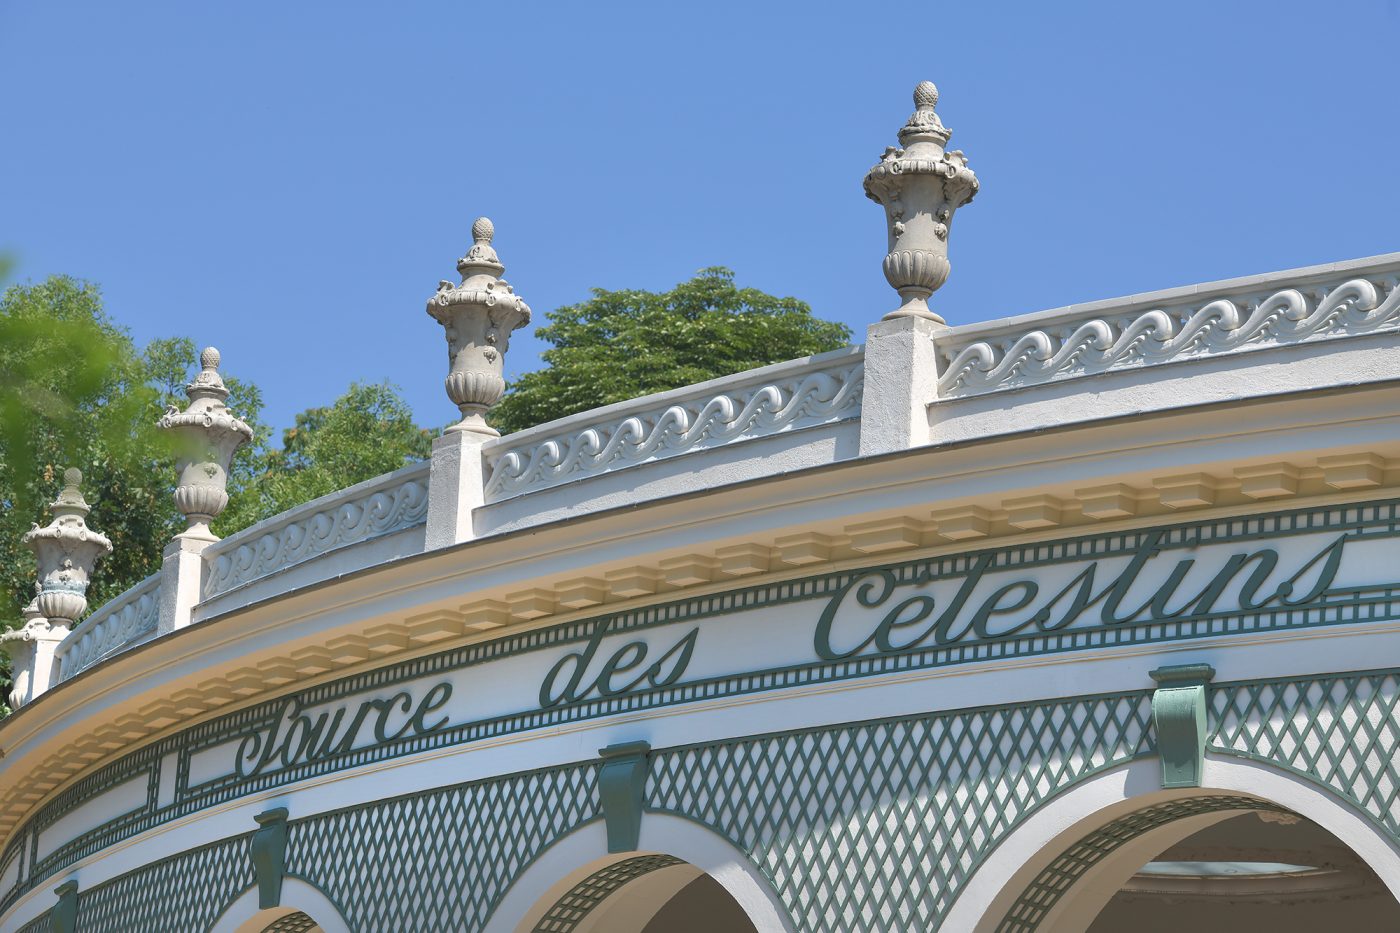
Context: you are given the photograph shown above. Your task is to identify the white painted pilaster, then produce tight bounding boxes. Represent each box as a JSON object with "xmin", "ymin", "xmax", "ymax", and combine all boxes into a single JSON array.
[
  {"xmin": 158, "ymin": 534, "xmax": 212, "ymax": 635},
  {"xmin": 858, "ymin": 315, "xmax": 942, "ymax": 457},
  {"xmin": 424, "ymin": 430, "xmax": 488, "ymax": 549}
]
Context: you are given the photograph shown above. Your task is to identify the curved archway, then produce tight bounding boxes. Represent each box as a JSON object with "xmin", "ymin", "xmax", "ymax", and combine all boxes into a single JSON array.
[
  {"xmin": 942, "ymin": 755, "xmax": 1400, "ymax": 932},
  {"xmin": 485, "ymin": 814, "xmax": 795, "ymax": 933},
  {"xmin": 209, "ymin": 877, "xmax": 352, "ymax": 933}
]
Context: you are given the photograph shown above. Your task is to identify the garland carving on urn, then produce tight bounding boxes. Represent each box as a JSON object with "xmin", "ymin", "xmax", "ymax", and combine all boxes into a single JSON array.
[
  {"xmin": 427, "ymin": 217, "xmax": 532, "ymax": 435},
  {"xmin": 864, "ymin": 81, "xmax": 980, "ymax": 323}
]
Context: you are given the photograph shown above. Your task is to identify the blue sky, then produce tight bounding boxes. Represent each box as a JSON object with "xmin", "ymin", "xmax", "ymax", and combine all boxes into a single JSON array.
[{"xmin": 3, "ymin": 1, "xmax": 1397, "ymax": 433}]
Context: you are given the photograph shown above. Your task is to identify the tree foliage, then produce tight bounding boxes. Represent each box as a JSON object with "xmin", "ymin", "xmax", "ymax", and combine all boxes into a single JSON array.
[
  {"xmin": 0, "ymin": 279, "xmax": 424, "ymax": 628},
  {"xmin": 0, "ymin": 265, "xmax": 841, "ymax": 713},
  {"xmin": 220, "ymin": 382, "xmax": 432, "ymax": 531},
  {"xmin": 490, "ymin": 267, "xmax": 851, "ymax": 434}
]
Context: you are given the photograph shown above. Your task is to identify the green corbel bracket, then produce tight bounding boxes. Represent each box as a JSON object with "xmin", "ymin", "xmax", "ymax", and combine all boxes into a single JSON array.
[
  {"xmin": 51, "ymin": 880, "xmax": 78, "ymax": 933},
  {"xmin": 598, "ymin": 741, "xmax": 651, "ymax": 854},
  {"xmin": 1149, "ymin": 663, "xmax": 1216, "ymax": 789},
  {"xmin": 250, "ymin": 806, "xmax": 290, "ymax": 909}
]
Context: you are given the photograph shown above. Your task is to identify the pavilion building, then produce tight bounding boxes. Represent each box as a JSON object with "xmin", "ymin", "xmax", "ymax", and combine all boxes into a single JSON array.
[{"xmin": 2, "ymin": 83, "xmax": 1399, "ymax": 932}]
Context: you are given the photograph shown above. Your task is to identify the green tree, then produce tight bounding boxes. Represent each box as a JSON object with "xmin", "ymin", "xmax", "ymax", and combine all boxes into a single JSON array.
[
  {"xmin": 220, "ymin": 382, "xmax": 432, "ymax": 530},
  {"xmin": 0, "ymin": 282, "xmax": 271, "ymax": 621},
  {"xmin": 1, "ymin": 278, "xmax": 435, "ymax": 714},
  {"xmin": 491, "ymin": 267, "xmax": 851, "ymax": 434}
]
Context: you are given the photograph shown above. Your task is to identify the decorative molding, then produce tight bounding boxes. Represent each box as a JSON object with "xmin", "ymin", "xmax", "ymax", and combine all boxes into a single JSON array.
[
  {"xmin": 3, "ymin": 462, "xmax": 1397, "ymax": 905},
  {"xmin": 6, "ymin": 669, "xmax": 1400, "ymax": 932},
  {"xmin": 55, "ymin": 574, "xmax": 161, "ymax": 682},
  {"xmin": 7, "ymin": 496, "xmax": 1399, "ymax": 915},
  {"xmin": 937, "ymin": 270, "xmax": 1400, "ymax": 397},
  {"xmin": 483, "ymin": 357, "xmax": 863, "ymax": 502},
  {"xmin": 203, "ymin": 464, "xmax": 429, "ymax": 599},
  {"xmin": 3, "ymin": 466, "xmax": 1396, "ymax": 852},
  {"xmin": 649, "ymin": 689, "xmax": 1153, "ymax": 931}
]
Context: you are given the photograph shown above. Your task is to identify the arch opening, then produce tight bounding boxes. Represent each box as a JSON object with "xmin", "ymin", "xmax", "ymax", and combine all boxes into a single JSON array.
[
  {"xmin": 489, "ymin": 815, "xmax": 793, "ymax": 933},
  {"xmin": 999, "ymin": 794, "xmax": 1400, "ymax": 932},
  {"xmin": 208, "ymin": 877, "xmax": 351, "ymax": 933},
  {"xmin": 1085, "ymin": 808, "xmax": 1400, "ymax": 932},
  {"xmin": 529, "ymin": 852, "xmax": 759, "ymax": 933}
]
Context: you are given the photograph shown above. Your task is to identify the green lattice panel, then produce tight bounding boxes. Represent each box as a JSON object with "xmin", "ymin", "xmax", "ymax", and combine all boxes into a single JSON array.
[
  {"xmin": 285, "ymin": 762, "xmax": 598, "ymax": 931},
  {"xmin": 647, "ymin": 691, "xmax": 1153, "ymax": 932},
  {"xmin": 73, "ymin": 833, "xmax": 252, "ymax": 933},
  {"xmin": 1210, "ymin": 670, "xmax": 1400, "ymax": 836},
  {"xmin": 14, "ymin": 914, "xmax": 50, "ymax": 933}
]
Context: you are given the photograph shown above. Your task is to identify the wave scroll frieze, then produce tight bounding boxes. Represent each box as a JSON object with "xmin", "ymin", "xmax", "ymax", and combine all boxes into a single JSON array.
[
  {"xmin": 57, "ymin": 573, "xmax": 161, "ymax": 681},
  {"xmin": 203, "ymin": 469, "xmax": 430, "ymax": 599},
  {"xmin": 937, "ymin": 272, "xmax": 1400, "ymax": 396},
  {"xmin": 484, "ymin": 361, "xmax": 864, "ymax": 501}
]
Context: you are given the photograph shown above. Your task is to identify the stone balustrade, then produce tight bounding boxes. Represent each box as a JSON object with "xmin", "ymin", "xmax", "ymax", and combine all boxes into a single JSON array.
[
  {"xmin": 481, "ymin": 348, "xmax": 865, "ymax": 503},
  {"xmin": 54, "ymin": 573, "xmax": 161, "ymax": 682},
  {"xmin": 202, "ymin": 462, "xmax": 430, "ymax": 599},
  {"xmin": 935, "ymin": 254, "xmax": 1400, "ymax": 398},
  {"xmin": 27, "ymin": 252, "xmax": 1400, "ymax": 689}
]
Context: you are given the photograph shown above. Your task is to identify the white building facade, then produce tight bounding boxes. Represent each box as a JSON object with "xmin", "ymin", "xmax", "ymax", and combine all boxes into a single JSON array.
[{"xmin": 2, "ymin": 84, "xmax": 1399, "ymax": 932}]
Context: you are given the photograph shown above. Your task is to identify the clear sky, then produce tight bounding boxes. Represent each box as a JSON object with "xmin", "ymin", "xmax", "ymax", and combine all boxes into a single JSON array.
[{"xmin": 3, "ymin": 1, "xmax": 1397, "ymax": 434}]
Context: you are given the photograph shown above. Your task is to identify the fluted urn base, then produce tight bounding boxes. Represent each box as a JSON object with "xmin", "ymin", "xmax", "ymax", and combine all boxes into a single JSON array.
[
  {"xmin": 883, "ymin": 249, "xmax": 950, "ymax": 323},
  {"xmin": 444, "ymin": 371, "xmax": 505, "ymax": 437},
  {"xmin": 36, "ymin": 588, "xmax": 87, "ymax": 626},
  {"xmin": 174, "ymin": 483, "xmax": 228, "ymax": 540}
]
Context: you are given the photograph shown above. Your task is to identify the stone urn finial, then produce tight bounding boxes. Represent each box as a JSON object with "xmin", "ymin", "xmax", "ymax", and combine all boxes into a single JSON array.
[
  {"xmin": 864, "ymin": 81, "xmax": 980, "ymax": 323},
  {"xmin": 427, "ymin": 217, "xmax": 532, "ymax": 436},
  {"xmin": 157, "ymin": 347, "xmax": 254, "ymax": 539},
  {"xmin": 20, "ymin": 468, "xmax": 113, "ymax": 625}
]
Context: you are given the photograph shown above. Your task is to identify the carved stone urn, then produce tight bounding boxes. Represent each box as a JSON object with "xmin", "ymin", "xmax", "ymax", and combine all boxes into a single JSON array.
[
  {"xmin": 863, "ymin": 81, "xmax": 980, "ymax": 323},
  {"xmin": 0, "ymin": 596, "xmax": 63, "ymax": 708},
  {"xmin": 157, "ymin": 348, "xmax": 254, "ymax": 539},
  {"xmin": 20, "ymin": 468, "xmax": 113, "ymax": 625},
  {"xmin": 427, "ymin": 217, "xmax": 532, "ymax": 436}
]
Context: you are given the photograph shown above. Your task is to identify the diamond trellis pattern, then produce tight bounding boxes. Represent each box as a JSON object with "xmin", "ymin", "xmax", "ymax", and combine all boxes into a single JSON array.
[
  {"xmin": 75, "ymin": 833, "xmax": 252, "ymax": 933},
  {"xmin": 1210, "ymin": 671, "xmax": 1400, "ymax": 836},
  {"xmin": 13, "ymin": 669, "xmax": 1400, "ymax": 933},
  {"xmin": 284, "ymin": 762, "xmax": 598, "ymax": 931},
  {"xmin": 14, "ymin": 914, "xmax": 50, "ymax": 933},
  {"xmin": 647, "ymin": 692, "xmax": 1154, "ymax": 932}
]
